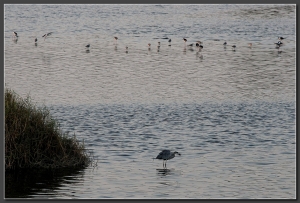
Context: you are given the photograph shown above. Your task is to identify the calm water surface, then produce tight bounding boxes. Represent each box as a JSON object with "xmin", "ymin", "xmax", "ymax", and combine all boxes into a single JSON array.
[{"xmin": 5, "ymin": 4, "xmax": 296, "ymax": 199}]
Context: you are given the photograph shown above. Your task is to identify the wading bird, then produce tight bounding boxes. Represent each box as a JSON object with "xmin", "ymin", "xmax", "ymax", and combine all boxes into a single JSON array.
[
  {"xmin": 114, "ymin": 37, "xmax": 118, "ymax": 44},
  {"xmin": 42, "ymin": 32, "xmax": 53, "ymax": 40},
  {"xmin": 13, "ymin": 32, "xmax": 18, "ymax": 38},
  {"xmin": 275, "ymin": 41, "xmax": 283, "ymax": 46},
  {"xmin": 154, "ymin": 150, "xmax": 181, "ymax": 168}
]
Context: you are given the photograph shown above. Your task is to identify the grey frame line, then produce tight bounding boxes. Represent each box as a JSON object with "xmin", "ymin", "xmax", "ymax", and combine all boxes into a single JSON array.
[{"xmin": 2, "ymin": 2, "xmax": 298, "ymax": 202}]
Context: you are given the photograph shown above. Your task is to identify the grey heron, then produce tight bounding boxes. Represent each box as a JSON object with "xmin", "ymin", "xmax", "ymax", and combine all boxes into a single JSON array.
[{"xmin": 154, "ymin": 150, "xmax": 181, "ymax": 168}]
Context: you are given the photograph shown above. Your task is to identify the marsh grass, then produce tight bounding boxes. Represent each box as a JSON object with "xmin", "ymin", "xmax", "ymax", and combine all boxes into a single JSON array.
[{"xmin": 5, "ymin": 88, "xmax": 91, "ymax": 170}]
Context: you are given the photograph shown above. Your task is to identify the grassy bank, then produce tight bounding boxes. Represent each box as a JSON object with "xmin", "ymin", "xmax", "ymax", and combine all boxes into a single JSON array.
[{"xmin": 5, "ymin": 88, "xmax": 90, "ymax": 170}]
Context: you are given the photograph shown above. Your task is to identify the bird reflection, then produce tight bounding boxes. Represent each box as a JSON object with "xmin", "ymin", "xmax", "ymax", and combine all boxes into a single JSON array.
[
  {"xmin": 196, "ymin": 52, "xmax": 203, "ymax": 59},
  {"xmin": 277, "ymin": 50, "xmax": 282, "ymax": 55},
  {"xmin": 156, "ymin": 168, "xmax": 171, "ymax": 176}
]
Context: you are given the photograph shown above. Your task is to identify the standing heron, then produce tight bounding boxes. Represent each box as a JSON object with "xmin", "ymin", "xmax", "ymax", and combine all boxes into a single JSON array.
[{"xmin": 154, "ymin": 150, "xmax": 181, "ymax": 168}]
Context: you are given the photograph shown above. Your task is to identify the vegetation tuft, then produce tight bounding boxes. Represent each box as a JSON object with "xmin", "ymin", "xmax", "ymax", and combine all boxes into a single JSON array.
[{"xmin": 5, "ymin": 88, "xmax": 91, "ymax": 171}]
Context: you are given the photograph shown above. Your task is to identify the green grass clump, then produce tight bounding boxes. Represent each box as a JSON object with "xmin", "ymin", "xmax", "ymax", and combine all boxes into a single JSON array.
[{"xmin": 5, "ymin": 88, "xmax": 90, "ymax": 170}]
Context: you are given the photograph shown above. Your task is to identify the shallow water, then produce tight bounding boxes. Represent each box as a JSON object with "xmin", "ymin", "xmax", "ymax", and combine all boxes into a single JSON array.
[{"xmin": 4, "ymin": 4, "xmax": 296, "ymax": 199}]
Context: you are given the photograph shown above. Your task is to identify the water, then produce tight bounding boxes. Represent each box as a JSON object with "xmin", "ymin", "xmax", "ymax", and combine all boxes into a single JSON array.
[{"xmin": 4, "ymin": 4, "xmax": 296, "ymax": 199}]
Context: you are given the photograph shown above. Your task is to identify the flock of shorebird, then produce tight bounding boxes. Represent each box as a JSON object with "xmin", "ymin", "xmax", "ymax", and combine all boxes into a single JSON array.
[
  {"xmin": 11, "ymin": 32, "xmax": 286, "ymax": 54},
  {"xmin": 13, "ymin": 31, "xmax": 53, "ymax": 45},
  {"xmin": 91, "ymin": 36, "xmax": 285, "ymax": 52}
]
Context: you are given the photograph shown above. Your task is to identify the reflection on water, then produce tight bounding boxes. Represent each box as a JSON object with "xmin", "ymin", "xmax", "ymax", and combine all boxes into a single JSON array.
[
  {"xmin": 156, "ymin": 168, "xmax": 180, "ymax": 177},
  {"xmin": 5, "ymin": 167, "xmax": 85, "ymax": 198}
]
